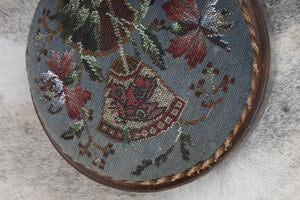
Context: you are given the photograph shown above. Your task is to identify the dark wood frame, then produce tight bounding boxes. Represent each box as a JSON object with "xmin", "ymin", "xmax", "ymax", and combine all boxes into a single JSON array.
[{"xmin": 26, "ymin": 0, "xmax": 270, "ymax": 192}]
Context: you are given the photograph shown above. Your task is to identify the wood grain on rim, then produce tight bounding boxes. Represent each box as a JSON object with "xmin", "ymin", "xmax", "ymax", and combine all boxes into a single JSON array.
[{"xmin": 27, "ymin": 0, "xmax": 270, "ymax": 192}]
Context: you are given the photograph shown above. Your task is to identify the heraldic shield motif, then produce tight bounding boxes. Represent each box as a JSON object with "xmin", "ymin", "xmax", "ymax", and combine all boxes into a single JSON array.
[
  {"xmin": 26, "ymin": 0, "xmax": 269, "ymax": 191},
  {"xmin": 98, "ymin": 56, "xmax": 187, "ymax": 143}
]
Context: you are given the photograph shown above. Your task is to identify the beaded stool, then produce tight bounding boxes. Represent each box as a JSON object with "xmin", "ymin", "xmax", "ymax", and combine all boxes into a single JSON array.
[{"xmin": 26, "ymin": 0, "xmax": 269, "ymax": 191}]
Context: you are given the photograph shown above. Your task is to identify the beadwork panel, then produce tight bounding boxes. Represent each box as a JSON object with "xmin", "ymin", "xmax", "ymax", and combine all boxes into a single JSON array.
[{"xmin": 26, "ymin": 0, "xmax": 265, "ymax": 188}]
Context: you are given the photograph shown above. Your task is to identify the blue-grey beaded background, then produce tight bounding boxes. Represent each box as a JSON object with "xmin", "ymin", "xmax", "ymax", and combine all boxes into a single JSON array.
[{"xmin": 27, "ymin": 0, "xmax": 253, "ymax": 181}]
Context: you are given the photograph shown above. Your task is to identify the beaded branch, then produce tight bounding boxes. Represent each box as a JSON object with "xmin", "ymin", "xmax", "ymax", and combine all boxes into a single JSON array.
[
  {"xmin": 132, "ymin": 60, "xmax": 236, "ymax": 175},
  {"xmin": 35, "ymin": 11, "xmax": 115, "ymax": 169}
]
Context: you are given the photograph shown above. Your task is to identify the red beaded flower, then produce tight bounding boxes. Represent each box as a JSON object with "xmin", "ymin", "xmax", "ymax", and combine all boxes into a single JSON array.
[
  {"xmin": 162, "ymin": 0, "xmax": 233, "ymax": 69},
  {"xmin": 38, "ymin": 49, "xmax": 92, "ymax": 120}
]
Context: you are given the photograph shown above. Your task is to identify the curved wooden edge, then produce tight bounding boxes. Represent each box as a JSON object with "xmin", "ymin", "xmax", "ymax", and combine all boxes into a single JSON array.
[{"xmin": 26, "ymin": 0, "xmax": 270, "ymax": 192}]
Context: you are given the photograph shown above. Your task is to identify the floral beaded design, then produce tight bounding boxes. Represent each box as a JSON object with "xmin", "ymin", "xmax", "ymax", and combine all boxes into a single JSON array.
[
  {"xmin": 27, "ymin": 0, "xmax": 256, "ymax": 180},
  {"xmin": 162, "ymin": 0, "xmax": 233, "ymax": 68},
  {"xmin": 37, "ymin": 49, "xmax": 92, "ymax": 119},
  {"xmin": 52, "ymin": 0, "xmax": 137, "ymax": 56}
]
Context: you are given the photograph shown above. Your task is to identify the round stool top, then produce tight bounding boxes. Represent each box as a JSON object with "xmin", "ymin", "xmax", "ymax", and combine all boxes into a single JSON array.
[{"xmin": 26, "ymin": 0, "xmax": 269, "ymax": 191}]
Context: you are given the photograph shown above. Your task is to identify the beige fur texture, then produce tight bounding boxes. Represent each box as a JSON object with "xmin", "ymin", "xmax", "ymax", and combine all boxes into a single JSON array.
[{"xmin": 0, "ymin": 0, "xmax": 299, "ymax": 199}]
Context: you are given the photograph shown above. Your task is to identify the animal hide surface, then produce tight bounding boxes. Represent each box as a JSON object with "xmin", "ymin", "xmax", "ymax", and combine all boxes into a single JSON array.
[{"xmin": 0, "ymin": 0, "xmax": 299, "ymax": 199}]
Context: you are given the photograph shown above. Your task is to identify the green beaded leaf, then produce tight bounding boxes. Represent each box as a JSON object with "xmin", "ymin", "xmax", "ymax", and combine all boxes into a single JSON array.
[
  {"xmin": 131, "ymin": 159, "xmax": 152, "ymax": 176},
  {"xmin": 132, "ymin": 126, "xmax": 194, "ymax": 175},
  {"xmin": 71, "ymin": 7, "xmax": 89, "ymax": 32},
  {"xmin": 61, "ymin": 120, "xmax": 84, "ymax": 140},
  {"xmin": 154, "ymin": 145, "xmax": 174, "ymax": 166},
  {"xmin": 50, "ymin": 0, "xmax": 101, "ymax": 51},
  {"xmin": 129, "ymin": 35, "xmax": 140, "ymax": 60},
  {"xmin": 170, "ymin": 22, "xmax": 188, "ymax": 36},
  {"xmin": 132, "ymin": 144, "xmax": 175, "ymax": 175},
  {"xmin": 88, "ymin": 0, "xmax": 104, "ymax": 9},
  {"xmin": 80, "ymin": 10, "xmax": 101, "ymax": 51},
  {"xmin": 81, "ymin": 55, "xmax": 104, "ymax": 83},
  {"xmin": 138, "ymin": 0, "xmax": 151, "ymax": 22},
  {"xmin": 50, "ymin": 0, "xmax": 85, "ymax": 37},
  {"xmin": 179, "ymin": 134, "xmax": 193, "ymax": 161},
  {"xmin": 140, "ymin": 29, "xmax": 166, "ymax": 70},
  {"xmin": 63, "ymin": 71, "xmax": 77, "ymax": 86}
]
